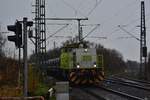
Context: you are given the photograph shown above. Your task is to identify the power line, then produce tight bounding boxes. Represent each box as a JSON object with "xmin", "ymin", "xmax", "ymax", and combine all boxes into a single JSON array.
[
  {"xmin": 87, "ymin": 36, "xmax": 107, "ymax": 39},
  {"xmin": 87, "ymin": 0, "xmax": 103, "ymax": 16},
  {"xmin": 94, "ymin": 0, "xmax": 139, "ymax": 40},
  {"xmin": 81, "ymin": 24, "xmax": 101, "ymax": 26},
  {"xmin": 59, "ymin": 0, "xmax": 87, "ymax": 17},
  {"xmin": 49, "ymin": 35, "xmax": 72, "ymax": 38},
  {"xmin": 82, "ymin": 24, "xmax": 100, "ymax": 40},
  {"xmin": 107, "ymin": 12, "xmax": 150, "ymax": 37},
  {"xmin": 100, "ymin": 0, "xmax": 138, "ymax": 25},
  {"xmin": 46, "ymin": 24, "xmax": 69, "ymax": 40},
  {"xmin": 47, "ymin": 23, "xmax": 71, "ymax": 26},
  {"xmin": 118, "ymin": 25, "xmax": 140, "ymax": 41},
  {"xmin": 116, "ymin": 36, "xmax": 134, "ymax": 40}
]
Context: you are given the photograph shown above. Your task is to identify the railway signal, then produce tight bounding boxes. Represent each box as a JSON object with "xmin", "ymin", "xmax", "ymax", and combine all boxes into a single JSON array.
[
  {"xmin": 7, "ymin": 21, "xmax": 22, "ymax": 48},
  {"xmin": 7, "ymin": 18, "xmax": 33, "ymax": 97}
]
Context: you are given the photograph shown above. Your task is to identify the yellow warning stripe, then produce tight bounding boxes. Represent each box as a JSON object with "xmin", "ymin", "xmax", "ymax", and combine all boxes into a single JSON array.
[
  {"xmin": 75, "ymin": 79, "xmax": 81, "ymax": 84},
  {"xmin": 81, "ymin": 69, "xmax": 85, "ymax": 73},
  {"xmin": 89, "ymin": 80, "xmax": 93, "ymax": 84},
  {"xmin": 95, "ymin": 79, "xmax": 100, "ymax": 83},
  {"xmin": 71, "ymin": 76, "xmax": 77, "ymax": 82},
  {"xmin": 70, "ymin": 72, "xmax": 75, "ymax": 77},
  {"xmin": 102, "ymin": 72, "xmax": 105, "ymax": 76},
  {"xmin": 81, "ymin": 79, "xmax": 87, "ymax": 84},
  {"xmin": 98, "ymin": 75, "xmax": 104, "ymax": 80}
]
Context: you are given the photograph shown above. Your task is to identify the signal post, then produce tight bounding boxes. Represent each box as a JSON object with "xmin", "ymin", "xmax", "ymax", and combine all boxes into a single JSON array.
[
  {"xmin": 23, "ymin": 17, "xmax": 28, "ymax": 97},
  {"xmin": 7, "ymin": 17, "xmax": 33, "ymax": 98},
  {"xmin": 7, "ymin": 20, "xmax": 22, "ymax": 88}
]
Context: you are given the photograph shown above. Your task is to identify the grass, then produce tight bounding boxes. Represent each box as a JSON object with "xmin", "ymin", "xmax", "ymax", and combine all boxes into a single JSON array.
[{"xmin": 0, "ymin": 86, "xmax": 22, "ymax": 96}]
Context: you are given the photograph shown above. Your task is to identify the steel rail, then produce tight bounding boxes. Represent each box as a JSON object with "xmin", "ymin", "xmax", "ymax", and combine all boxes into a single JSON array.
[
  {"xmin": 116, "ymin": 77, "xmax": 150, "ymax": 85},
  {"xmin": 115, "ymin": 77, "xmax": 150, "ymax": 87},
  {"xmin": 97, "ymin": 85, "xmax": 144, "ymax": 100},
  {"xmin": 105, "ymin": 79, "xmax": 150, "ymax": 91},
  {"xmin": 81, "ymin": 88, "xmax": 106, "ymax": 100}
]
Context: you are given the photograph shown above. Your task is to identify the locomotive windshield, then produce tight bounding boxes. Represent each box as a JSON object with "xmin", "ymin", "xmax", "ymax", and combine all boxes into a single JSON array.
[{"xmin": 75, "ymin": 48, "xmax": 97, "ymax": 68}]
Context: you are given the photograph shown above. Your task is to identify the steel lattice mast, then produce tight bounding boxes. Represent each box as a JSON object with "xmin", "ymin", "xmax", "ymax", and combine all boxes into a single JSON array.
[
  {"xmin": 35, "ymin": 0, "xmax": 46, "ymax": 64},
  {"xmin": 140, "ymin": 1, "xmax": 147, "ymax": 79}
]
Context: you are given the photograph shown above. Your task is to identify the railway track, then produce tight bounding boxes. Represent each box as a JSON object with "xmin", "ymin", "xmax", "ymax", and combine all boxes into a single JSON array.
[
  {"xmin": 105, "ymin": 78, "xmax": 150, "ymax": 91},
  {"xmin": 70, "ymin": 76, "xmax": 150, "ymax": 100},
  {"xmin": 102, "ymin": 77, "xmax": 150, "ymax": 99},
  {"xmin": 81, "ymin": 86, "xmax": 145, "ymax": 100},
  {"xmin": 81, "ymin": 88, "xmax": 106, "ymax": 100},
  {"xmin": 113, "ymin": 76, "xmax": 150, "ymax": 87},
  {"xmin": 96, "ymin": 85, "xmax": 144, "ymax": 100},
  {"xmin": 70, "ymin": 87, "xmax": 106, "ymax": 100},
  {"xmin": 71, "ymin": 84, "xmax": 146, "ymax": 100},
  {"xmin": 111, "ymin": 74, "xmax": 150, "ymax": 85}
]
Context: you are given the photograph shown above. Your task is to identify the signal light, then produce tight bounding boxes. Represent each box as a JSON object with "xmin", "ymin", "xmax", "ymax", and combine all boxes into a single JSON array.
[
  {"xmin": 7, "ymin": 25, "xmax": 16, "ymax": 32},
  {"xmin": 8, "ymin": 35, "xmax": 17, "ymax": 45},
  {"xmin": 7, "ymin": 21, "xmax": 22, "ymax": 48}
]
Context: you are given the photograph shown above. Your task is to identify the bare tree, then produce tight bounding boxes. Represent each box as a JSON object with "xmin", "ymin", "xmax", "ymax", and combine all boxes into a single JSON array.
[{"xmin": 96, "ymin": 44, "xmax": 126, "ymax": 76}]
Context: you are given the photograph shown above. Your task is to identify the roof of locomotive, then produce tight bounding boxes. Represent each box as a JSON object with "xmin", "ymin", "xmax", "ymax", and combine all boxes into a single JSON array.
[{"xmin": 61, "ymin": 42, "xmax": 89, "ymax": 49}]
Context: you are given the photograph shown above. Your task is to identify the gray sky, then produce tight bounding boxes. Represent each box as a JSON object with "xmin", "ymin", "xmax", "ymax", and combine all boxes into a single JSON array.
[{"xmin": 0, "ymin": 0, "xmax": 150, "ymax": 61}]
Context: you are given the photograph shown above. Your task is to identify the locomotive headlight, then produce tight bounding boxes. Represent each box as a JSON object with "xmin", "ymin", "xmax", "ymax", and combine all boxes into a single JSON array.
[
  {"xmin": 84, "ymin": 49, "xmax": 88, "ymax": 52},
  {"xmin": 77, "ymin": 65, "xmax": 80, "ymax": 68},
  {"xmin": 77, "ymin": 63, "xmax": 80, "ymax": 68},
  {"xmin": 93, "ymin": 62, "xmax": 96, "ymax": 67}
]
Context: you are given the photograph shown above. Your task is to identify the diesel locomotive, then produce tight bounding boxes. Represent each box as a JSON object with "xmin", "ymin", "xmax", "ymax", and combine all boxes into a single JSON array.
[{"xmin": 46, "ymin": 43, "xmax": 104, "ymax": 84}]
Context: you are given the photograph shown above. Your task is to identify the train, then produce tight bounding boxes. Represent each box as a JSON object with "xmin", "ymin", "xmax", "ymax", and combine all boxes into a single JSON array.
[{"xmin": 45, "ymin": 43, "xmax": 104, "ymax": 84}]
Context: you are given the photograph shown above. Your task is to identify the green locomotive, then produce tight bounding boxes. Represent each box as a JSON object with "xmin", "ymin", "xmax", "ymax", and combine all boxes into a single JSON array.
[{"xmin": 46, "ymin": 43, "xmax": 104, "ymax": 84}]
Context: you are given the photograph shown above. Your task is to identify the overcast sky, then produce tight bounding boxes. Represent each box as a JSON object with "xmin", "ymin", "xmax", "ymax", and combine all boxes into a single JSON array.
[{"xmin": 0, "ymin": 0, "xmax": 150, "ymax": 61}]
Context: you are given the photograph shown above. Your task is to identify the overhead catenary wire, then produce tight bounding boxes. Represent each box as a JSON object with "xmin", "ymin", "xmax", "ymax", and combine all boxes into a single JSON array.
[
  {"xmin": 82, "ymin": 0, "xmax": 138, "ymax": 31},
  {"xmin": 47, "ymin": 0, "xmax": 138, "ymax": 41},
  {"xmin": 82, "ymin": 24, "xmax": 100, "ymax": 40},
  {"xmin": 47, "ymin": 0, "xmax": 87, "ymax": 36},
  {"xmin": 100, "ymin": 0, "xmax": 138, "ymax": 26},
  {"xmin": 81, "ymin": 24, "xmax": 101, "ymax": 26},
  {"xmin": 87, "ymin": 0, "xmax": 103, "ymax": 16},
  {"xmin": 59, "ymin": 0, "xmax": 87, "ymax": 17},
  {"xmin": 46, "ymin": 0, "xmax": 57, "ymax": 17},
  {"xmin": 108, "ymin": 12, "xmax": 150, "ymax": 39},
  {"xmin": 123, "ymin": 12, "xmax": 150, "ymax": 27},
  {"xmin": 105, "ymin": 0, "xmax": 150, "ymax": 39},
  {"xmin": 111, "ymin": 24, "xmax": 138, "ymax": 37},
  {"xmin": 50, "ymin": 35, "xmax": 72, "ymax": 38},
  {"xmin": 48, "ymin": 35, "xmax": 107, "ymax": 40},
  {"xmin": 47, "ymin": 23, "xmax": 71, "ymax": 26},
  {"xmin": 87, "ymin": 36, "xmax": 107, "ymax": 39},
  {"xmin": 118, "ymin": 25, "xmax": 140, "ymax": 41},
  {"xmin": 46, "ymin": 24, "xmax": 69, "ymax": 40},
  {"xmin": 116, "ymin": 36, "xmax": 134, "ymax": 40},
  {"xmin": 46, "ymin": 0, "xmax": 149, "ymax": 43},
  {"xmin": 86, "ymin": 0, "xmax": 139, "ymax": 40},
  {"xmin": 106, "ymin": 9, "xmax": 150, "ymax": 39}
]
